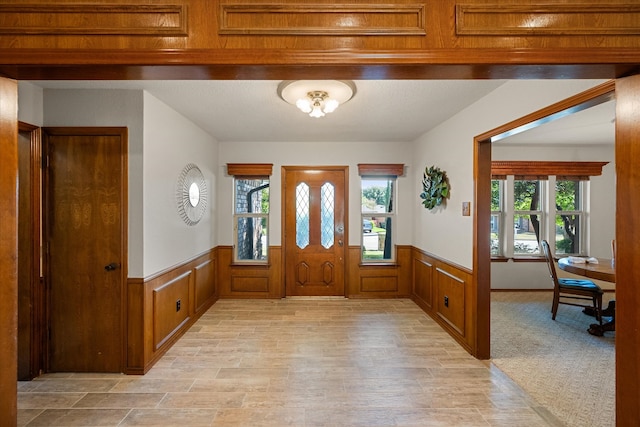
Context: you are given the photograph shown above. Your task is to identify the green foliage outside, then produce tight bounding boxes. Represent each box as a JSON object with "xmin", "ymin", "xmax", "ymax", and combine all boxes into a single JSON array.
[
  {"xmin": 555, "ymin": 180, "xmax": 579, "ymax": 254},
  {"xmin": 511, "ymin": 179, "xmax": 579, "ymax": 254},
  {"xmin": 513, "ymin": 180, "xmax": 540, "ymax": 211},
  {"xmin": 491, "ymin": 180, "xmax": 500, "ymax": 211},
  {"xmin": 362, "ymin": 186, "xmax": 389, "ymax": 208},
  {"xmin": 260, "ymin": 188, "xmax": 269, "ymax": 214}
]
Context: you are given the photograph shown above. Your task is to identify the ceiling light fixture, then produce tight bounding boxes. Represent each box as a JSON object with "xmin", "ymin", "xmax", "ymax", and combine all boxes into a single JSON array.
[{"xmin": 278, "ymin": 80, "xmax": 356, "ymax": 118}]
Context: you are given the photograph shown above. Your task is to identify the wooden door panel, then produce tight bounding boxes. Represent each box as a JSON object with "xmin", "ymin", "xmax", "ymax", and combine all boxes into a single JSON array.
[
  {"xmin": 18, "ymin": 131, "xmax": 34, "ymax": 380},
  {"xmin": 45, "ymin": 129, "xmax": 126, "ymax": 373},
  {"xmin": 284, "ymin": 167, "xmax": 346, "ymax": 297}
]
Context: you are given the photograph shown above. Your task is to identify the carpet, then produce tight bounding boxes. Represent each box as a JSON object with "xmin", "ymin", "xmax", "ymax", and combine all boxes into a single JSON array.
[{"xmin": 491, "ymin": 291, "xmax": 615, "ymax": 427}]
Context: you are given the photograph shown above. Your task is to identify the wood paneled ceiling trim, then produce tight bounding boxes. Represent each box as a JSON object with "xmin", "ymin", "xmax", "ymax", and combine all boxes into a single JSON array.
[
  {"xmin": 0, "ymin": 4, "xmax": 187, "ymax": 36},
  {"xmin": 218, "ymin": 4, "xmax": 425, "ymax": 36},
  {"xmin": 226, "ymin": 163, "xmax": 273, "ymax": 177},
  {"xmin": 456, "ymin": 4, "xmax": 640, "ymax": 36}
]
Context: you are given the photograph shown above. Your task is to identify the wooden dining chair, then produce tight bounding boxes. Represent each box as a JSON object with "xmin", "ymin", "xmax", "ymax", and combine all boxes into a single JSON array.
[{"xmin": 540, "ymin": 240, "xmax": 603, "ymax": 325}]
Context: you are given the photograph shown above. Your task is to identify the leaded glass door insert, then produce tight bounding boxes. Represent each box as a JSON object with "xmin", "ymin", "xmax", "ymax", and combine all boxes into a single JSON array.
[
  {"xmin": 296, "ymin": 183, "xmax": 310, "ymax": 249},
  {"xmin": 321, "ymin": 183, "xmax": 335, "ymax": 249}
]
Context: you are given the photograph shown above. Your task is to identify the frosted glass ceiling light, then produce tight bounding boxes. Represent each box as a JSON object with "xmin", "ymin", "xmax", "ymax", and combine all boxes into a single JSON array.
[{"xmin": 278, "ymin": 80, "xmax": 356, "ymax": 118}]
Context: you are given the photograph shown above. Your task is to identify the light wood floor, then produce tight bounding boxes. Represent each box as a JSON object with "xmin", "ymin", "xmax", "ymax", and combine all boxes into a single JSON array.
[{"xmin": 18, "ymin": 299, "xmax": 561, "ymax": 426}]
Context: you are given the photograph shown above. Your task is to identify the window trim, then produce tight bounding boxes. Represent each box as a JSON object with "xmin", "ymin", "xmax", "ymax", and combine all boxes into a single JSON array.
[
  {"xmin": 358, "ymin": 163, "xmax": 404, "ymax": 176},
  {"xmin": 227, "ymin": 163, "xmax": 273, "ymax": 177},
  {"xmin": 491, "ymin": 160, "xmax": 607, "ymax": 178}
]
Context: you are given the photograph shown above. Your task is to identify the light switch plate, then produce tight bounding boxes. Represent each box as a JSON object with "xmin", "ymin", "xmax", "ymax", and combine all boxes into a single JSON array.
[{"xmin": 462, "ymin": 201, "xmax": 471, "ymax": 216}]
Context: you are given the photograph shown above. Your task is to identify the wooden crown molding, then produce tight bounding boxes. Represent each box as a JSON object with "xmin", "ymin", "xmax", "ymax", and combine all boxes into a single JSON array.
[
  {"xmin": 226, "ymin": 163, "xmax": 273, "ymax": 177},
  {"xmin": 358, "ymin": 164, "xmax": 405, "ymax": 177},
  {"xmin": 491, "ymin": 161, "xmax": 609, "ymax": 178}
]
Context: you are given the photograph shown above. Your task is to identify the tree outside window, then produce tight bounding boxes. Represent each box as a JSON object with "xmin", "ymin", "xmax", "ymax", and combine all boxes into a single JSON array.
[
  {"xmin": 513, "ymin": 180, "xmax": 542, "ymax": 255},
  {"xmin": 555, "ymin": 179, "xmax": 582, "ymax": 255},
  {"xmin": 490, "ymin": 180, "xmax": 502, "ymax": 256},
  {"xmin": 489, "ymin": 161, "xmax": 603, "ymax": 259}
]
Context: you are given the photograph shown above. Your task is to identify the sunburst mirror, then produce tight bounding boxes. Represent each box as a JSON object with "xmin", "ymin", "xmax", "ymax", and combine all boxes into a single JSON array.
[{"xmin": 176, "ymin": 163, "xmax": 207, "ymax": 226}]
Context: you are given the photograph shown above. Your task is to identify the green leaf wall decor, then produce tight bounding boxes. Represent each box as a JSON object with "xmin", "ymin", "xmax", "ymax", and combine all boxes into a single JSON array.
[{"xmin": 420, "ymin": 166, "xmax": 450, "ymax": 210}]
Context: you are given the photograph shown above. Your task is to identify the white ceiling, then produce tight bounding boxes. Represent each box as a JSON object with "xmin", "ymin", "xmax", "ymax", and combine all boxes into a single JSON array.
[
  {"xmin": 496, "ymin": 98, "xmax": 615, "ymax": 146},
  {"xmin": 27, "ymin": 79, "xmax": 615, "ymax": 145}
]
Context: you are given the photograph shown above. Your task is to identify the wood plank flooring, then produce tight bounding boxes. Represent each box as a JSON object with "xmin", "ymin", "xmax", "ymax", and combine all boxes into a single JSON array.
[{"xmin": 18, "ymin": 299, "xmax": 561, "ymax": 426}]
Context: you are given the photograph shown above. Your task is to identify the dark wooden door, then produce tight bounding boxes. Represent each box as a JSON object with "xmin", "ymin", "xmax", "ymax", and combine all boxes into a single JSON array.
[
  {"xmin": 284, "ymin": 167, "xmax": 346, "ymax": 297},
  {"xmin": 44, "ymin": 128, "xmax": 126, "ymax": 373}
]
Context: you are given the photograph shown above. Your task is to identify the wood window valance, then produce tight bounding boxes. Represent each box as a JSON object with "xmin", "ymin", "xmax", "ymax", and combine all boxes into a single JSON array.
[
  {"xmin": 491, "ymin": 161, "xmax": 608, "ymax": 180},
  {"xmin": 358, "ymin": 163, "xmax": 405, "ymax": 177},
  {"xmin": 226, "ymin": 163, "xmax": 273, "ymax": 177}
]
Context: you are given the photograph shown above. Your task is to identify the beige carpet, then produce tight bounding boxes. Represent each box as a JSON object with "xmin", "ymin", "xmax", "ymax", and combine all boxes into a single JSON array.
[{"xmin": 491, "ymin": 291, "xmax": 615, "ymax": 427}]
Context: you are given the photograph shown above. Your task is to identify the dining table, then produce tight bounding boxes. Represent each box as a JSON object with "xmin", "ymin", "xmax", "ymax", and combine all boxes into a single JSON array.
[{"xmin": 558, "ymin": 257, "xmax": 616, "ymax": 336}]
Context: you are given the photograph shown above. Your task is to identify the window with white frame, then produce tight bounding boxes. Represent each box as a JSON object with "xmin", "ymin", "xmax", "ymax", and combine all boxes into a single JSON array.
[
  {"xmin": 513, "ymin": 179, "xmax": 544, "ymax": 255},
  {"xmin": 227, "ymin": 163, "xmax": 273, "ymax": 263},
  {"xmin": 358, "ymin": 164, "xmax": 404, "ymax": 263},
  {"xmin": 234, "ymin": 177, "xmax": 269, "ymax": 262},
  {"xmin": 555, "ymin": 178, "xmax": 584, "ymax": 255},
  {"xmin": 489, "ymin": 161, "xmax": 604, "ymax": 258},
  {"xmin": 490, "ymin": 179, "xmax": 503, "ymax": 256},
  {"xmin": 361, "ymin": 177, "xmax": 395, "ymax": 262}
]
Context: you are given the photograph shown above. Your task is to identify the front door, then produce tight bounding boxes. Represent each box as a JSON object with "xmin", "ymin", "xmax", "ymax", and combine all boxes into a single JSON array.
[
  {"xmin": 283, "ymin": 166, "xmax": 347, "ymax": 297},
  {"xmin": 44, "ymin": 128, "xmax": 127, "ymax": 373}
]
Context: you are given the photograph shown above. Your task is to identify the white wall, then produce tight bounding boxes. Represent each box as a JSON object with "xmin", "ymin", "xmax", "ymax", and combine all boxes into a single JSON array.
[
  {"xmin": 491, "ymin": 144, "xmax": 615, "ymax": 290},
  {"xmin": 17, "ymin": 82, "xmax": 43, "ymax": 126},
  {"xmin": 411, "ymin": 80, "xmax": 608, "ymax": 269},
  {"xmin": 217, "ymin": 141, "xmax": 414, "ymax": 247},
  {"xmin": 41, "ymin": 89, "xmax": 218, "ymax": 278},
  {"xmin": 142, "ymin": 92, "xmax": 218, "ymax": 276}
]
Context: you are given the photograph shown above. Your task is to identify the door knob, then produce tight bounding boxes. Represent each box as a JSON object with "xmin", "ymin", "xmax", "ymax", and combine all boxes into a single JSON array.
[
  {"xmin": 338, "ymin": 240, "xmax": 343, "ymax": 247},
  {"xmin": 104, "ymin": 263, "xmax": 118, "ymax": 271}
]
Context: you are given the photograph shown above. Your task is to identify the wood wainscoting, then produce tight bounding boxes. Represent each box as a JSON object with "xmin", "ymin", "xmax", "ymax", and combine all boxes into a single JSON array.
[
  {"xmin": 217, "ymin": 246, "xmax": 283, "ymax": 298},
  {"xmin": 347, "ymin": 245, "xmax": 412, "ymax": 298},
  {"xmin": 126, "ymin": 249, "xmax": 217, "ymax": 374},
  {"xmin": 411, "ymin": 248, "xmax": 475, "ymax": 355},
  {"xmin": 125, "ymin": 245, "xmax": 476, "ymax": 373}
]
